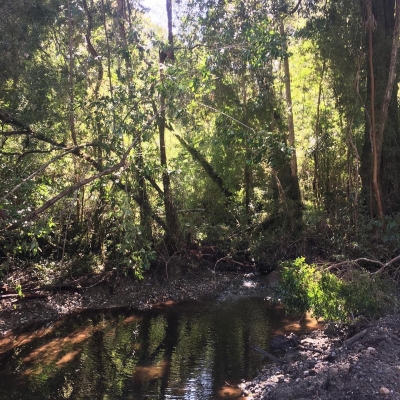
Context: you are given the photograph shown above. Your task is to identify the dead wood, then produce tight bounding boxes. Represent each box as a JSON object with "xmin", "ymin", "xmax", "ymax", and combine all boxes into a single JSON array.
[
  {"xmin": 0, "ymin": 293, "xmax": 47, "ymax": 300},
  {"xmin": 343, "ymin": 328, "xmax": 368, "ymax": 348},
  {"xmin": 253, "ymin": 345, "xmax": 287, "ymax": 364}
]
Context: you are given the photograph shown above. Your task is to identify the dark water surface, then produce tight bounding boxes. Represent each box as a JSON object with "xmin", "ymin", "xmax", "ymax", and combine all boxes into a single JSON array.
[{"xmin": 0, "ymin": 297, "xmax": 319, "ymax": 399}]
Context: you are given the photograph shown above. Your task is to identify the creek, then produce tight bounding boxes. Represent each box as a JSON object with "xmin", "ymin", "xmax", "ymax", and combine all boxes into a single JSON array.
[{"xmin": 0, "ymin": 296, "xmax": 320, "ymax": 399}]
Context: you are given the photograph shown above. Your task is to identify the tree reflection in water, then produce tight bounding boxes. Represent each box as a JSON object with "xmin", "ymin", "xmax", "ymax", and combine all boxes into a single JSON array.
[{"xmin": 0, "ymin": 297, "xmax": 319, "ymax": 399}]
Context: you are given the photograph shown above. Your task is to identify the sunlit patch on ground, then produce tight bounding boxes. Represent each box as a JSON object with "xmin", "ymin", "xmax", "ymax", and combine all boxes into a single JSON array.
[
  {"xmin": 152, "ymin": 299, "xmax": 178, "ymax": 308},
  {"xmin": 242, "ymin": 280, "xmax": 258, "ymax": 288}
]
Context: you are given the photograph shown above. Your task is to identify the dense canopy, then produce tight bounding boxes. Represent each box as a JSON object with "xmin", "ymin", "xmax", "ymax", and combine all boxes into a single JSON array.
[{"xmin": 1, "ymin": 0, "xmax": 400, "ymax": 277}]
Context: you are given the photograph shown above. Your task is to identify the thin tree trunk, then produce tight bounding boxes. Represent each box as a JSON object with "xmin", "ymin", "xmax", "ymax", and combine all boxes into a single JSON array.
[
  {"xmin": 367, "ymin": 0, "xmax": 383, "ymax": 219},
  {"xmin": 67, "ymin": 0, "xmax": 77, "ymax": 146},
  {"xmin": 116, "ymin": 0, "xmax": 152, "ymax": 240},
  {"xmin": 157, "ymin": 0, "xmax": 180, "ymax": 247},
  {"xmin": 280, "ymin": 20, "xmax": 298, "ymax": 179},
  {"xmin": 242, "ymin": 75, "xmax": 251, "ymax": 220}
]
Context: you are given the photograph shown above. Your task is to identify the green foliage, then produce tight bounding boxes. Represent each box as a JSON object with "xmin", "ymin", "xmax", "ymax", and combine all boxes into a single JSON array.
[
  {"xmin": 15, "ymin": 282, "xmax": 24, "ymax": 298},
  {"xmin": 275, "ymin": 257, "xmax": 396, "ymax": 322}
]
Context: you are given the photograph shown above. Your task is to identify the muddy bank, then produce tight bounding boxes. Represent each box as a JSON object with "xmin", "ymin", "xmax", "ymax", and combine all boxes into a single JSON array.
[{"xmin": 241, "ymin": 313, "xmax": 400, "ymax": 399}]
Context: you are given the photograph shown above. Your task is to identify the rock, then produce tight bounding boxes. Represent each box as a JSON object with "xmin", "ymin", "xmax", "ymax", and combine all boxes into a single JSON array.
[
  {"xmin": 270, "ymin": 333, "xmax": 300, "ymax": 351},
  {"xmin": 380, "ymin": 387, "xmax": 390, "ymax": 395}
]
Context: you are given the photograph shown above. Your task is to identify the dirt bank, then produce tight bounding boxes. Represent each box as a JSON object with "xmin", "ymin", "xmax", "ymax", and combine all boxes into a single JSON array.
[
  {"xmin": 0, "ymin": 264, "xmax": 275, "ymax": 336},
  {"xmin": 241, "ymin": 313, "xmax": 400, "ymax": 399}
]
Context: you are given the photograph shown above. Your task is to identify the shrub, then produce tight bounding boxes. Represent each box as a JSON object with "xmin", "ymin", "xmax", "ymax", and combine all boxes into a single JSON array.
[{"xmin": 274, "ymin": 257, "xmax": 396, "ymax": 322}]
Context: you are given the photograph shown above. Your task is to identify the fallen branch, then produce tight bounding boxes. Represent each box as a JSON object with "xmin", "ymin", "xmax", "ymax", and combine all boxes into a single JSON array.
[
  {"xmin": 325, "ymin": 254, "xmax": 400, "ymax": 274},
  {"xmin": 0, "ymin": 293, "xmax": 48, "ymax": 300},
  {"xmin": 253, "ymin": 345, "xmax": 287, "ymax": 364},
  {"xmin": 343, "ymin": 328, "xmax": 368, "ymax": 348}
]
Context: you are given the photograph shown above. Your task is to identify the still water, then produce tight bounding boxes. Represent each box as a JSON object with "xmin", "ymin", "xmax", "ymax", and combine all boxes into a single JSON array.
[{"xmin": 0, "ymin": 297, "xmax": 319, "ymax": 399}]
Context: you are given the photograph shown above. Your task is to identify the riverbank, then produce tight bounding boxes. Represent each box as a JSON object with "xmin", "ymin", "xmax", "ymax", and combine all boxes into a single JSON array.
[
  {"xmin": 241, "ymin": 313, "xmax": 400, "ymax": 399},
  {"xmin": 0, "ymin": 262, "xmax": 276, "ymax": 336}
]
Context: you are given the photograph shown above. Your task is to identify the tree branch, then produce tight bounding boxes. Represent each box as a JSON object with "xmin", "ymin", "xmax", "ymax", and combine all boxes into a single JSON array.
[{"xmin": 3, "ymin": 110, "xmax": 164, "ymax": 232}]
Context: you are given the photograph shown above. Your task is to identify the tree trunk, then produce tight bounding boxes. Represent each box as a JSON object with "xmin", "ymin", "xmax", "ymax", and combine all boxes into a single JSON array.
[
  {"xmin": 360, "ymin": 0, "xmax": 400, "ymax": 217},
  {"xmin": 157, "ymin": 0, "xmax": 180, "ymax": 248},
  {"xmin": 116, "ymin": 0, "xmax": 153, "ymax": 240},
  {"xmin": 280, "ymin": 20, "xmax": 298, "ymax": 179}
]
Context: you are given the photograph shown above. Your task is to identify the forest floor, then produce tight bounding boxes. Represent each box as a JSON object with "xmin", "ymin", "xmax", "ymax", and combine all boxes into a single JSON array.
[{"xmin": 1, "ymin": 260, "xmax": 400, "ymax": 399}]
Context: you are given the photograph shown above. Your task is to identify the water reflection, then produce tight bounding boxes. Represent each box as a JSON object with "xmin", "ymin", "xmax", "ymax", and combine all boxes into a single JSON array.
[{"xmin": 0, "ymin": 297, "xmax": 320, "ymax": 399}]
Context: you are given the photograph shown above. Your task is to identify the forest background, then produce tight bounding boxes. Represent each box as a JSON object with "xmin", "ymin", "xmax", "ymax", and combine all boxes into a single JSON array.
[{"xmin": 1, "ymin": 0, "xmax": 400, "ymax": 309}]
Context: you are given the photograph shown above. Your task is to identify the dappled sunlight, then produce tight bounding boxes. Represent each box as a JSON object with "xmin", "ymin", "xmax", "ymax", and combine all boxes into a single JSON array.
[
  {"xmin": 0, "ymin": 323, "xmax": 61, "ymax": 355},
  {"xmin": 122, "ymin": 315, "xmax": 140, "ymax": 324},
  {"xmin": 56, "ymin": 349, "xmax": 81, "ymax": 366},
  {"xmin": 273, "ymin": 311, "xmax": 322, "ymax": 335},
  {"xmin": 22, "ymin": 325, "xmax": 94, "ymax": 365},
  {"xmin": 152, "ymin": 299, "xmax": 178, "ymax": 308}
]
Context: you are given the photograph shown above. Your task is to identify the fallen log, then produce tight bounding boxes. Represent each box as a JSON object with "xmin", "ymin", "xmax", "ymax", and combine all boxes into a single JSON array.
[
  {"xmin": 0, "ymin": 293, "xmax": 48, "ymax": 300},
  {"xmin": 343, "ymin": 328, "xmax": 368, "ymax": 348}
]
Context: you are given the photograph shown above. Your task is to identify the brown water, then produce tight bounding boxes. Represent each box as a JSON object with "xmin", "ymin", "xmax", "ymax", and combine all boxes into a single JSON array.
[{"xmin": 0, "ymin": 297, "xmax": 320, "ymax": 399}]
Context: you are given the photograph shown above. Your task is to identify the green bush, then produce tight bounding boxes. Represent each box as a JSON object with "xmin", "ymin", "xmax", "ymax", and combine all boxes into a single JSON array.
[{"xmin": 275, "ymin": 257, "xmax": 396, "ymax": 322}]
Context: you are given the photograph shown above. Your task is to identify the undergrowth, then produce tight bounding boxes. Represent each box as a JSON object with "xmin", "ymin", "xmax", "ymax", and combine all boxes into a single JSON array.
[{"xmin": 275, "ymin": 257, "xmax": 397, "ymax": 323}]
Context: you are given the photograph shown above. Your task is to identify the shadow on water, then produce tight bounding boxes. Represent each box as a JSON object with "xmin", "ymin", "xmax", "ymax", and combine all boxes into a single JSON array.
[{"xmin": 0, "ymin": 297, "xmax": 321, "ymax": 399}]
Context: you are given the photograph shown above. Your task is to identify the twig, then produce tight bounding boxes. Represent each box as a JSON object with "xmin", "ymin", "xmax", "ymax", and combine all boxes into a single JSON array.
[
  {"xmin": 253, "ymin": 345, "xmax": 287, "ymax": 364},
  {"xmin": 214, "ymin": 255, "xmax": 230, "ymax": 273}
]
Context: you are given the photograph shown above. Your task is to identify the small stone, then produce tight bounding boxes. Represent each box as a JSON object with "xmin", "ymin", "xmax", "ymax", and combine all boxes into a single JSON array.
[{"xmin": 380, "ymin": 387, "xmax": 390, "ymax": 395}]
